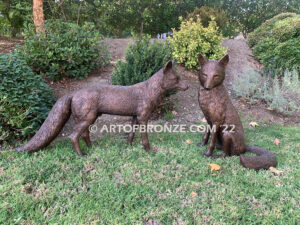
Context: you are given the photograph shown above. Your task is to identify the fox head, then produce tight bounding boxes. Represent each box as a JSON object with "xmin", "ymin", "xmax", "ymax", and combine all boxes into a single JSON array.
[
  {"xmin": 162, "ymin": 61, "xmax": 189, "ymax": 91},
  {"xmin": 197, "ymin": 54, "xmax": 229, "ymax": 90}
]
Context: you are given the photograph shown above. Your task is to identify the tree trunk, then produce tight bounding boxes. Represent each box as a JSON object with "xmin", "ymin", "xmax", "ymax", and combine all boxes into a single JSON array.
[
  {"xmin": 33, "ymin": 0, "xmax": 45, "ymax": 34},
  {"xmin": 139, "ymin": 20, "xmax": 144, "ymax": 37},
  {"xmin": 117, "ymin": 28, "xmax": 123, "ymax": 38}
]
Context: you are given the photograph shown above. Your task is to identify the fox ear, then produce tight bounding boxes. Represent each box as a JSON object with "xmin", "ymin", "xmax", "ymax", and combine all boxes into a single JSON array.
[
  {"xmin": 198, "ymin": 54, "xmax": 207, "ymax": 65},
  {"xmin": 163, "ymin": 60, "xmax": 173, "ymax": 73},
  {"xmin": 219, "ymin": 54, "xmax": 229, "ymax": 66}
]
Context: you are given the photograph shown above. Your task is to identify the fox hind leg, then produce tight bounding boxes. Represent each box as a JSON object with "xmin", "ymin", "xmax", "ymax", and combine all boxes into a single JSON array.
[
  {"xmin": 69, "ymin": 113, "xmax": 97, "ymax": 156},
  {"xmin": 81, "ymin": 114, "xmax": 102, "ymax": 147},
  {"xmin": 221, "ymin": 132, "xmax": 233, "ymax": 157},
  {"xmin": 127, "ymin": 116, "xmax": 138, "ymax": 145},
  {"xmin": 82, "ymin": 129, "xmax": 91, "ymax": 146}
]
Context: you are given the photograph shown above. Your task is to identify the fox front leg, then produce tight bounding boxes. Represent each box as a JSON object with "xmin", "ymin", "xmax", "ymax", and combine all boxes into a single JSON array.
[
  {"xmin": 203, "ymin": 123, "xmax": 220, "ymax": 157},
  {"xmin": 197, "ymin": 129, "xmax": 210, "ymax": 146}
]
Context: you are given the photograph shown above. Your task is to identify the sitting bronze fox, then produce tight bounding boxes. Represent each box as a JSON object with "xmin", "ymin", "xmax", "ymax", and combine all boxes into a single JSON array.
[
  {"xmin": 197, "ymin": 54, "xmax": 277, "ymax": 170},
  {"xmin": 17, "ymin": 61, "xmax": 188, "ymax": 156}
]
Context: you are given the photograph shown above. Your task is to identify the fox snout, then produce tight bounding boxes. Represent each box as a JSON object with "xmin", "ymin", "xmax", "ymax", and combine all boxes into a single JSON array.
[
  {"xmin": 204, "ymin": 85, "xmax": 211, "ymax": 90},
  {"xmin": 202, "ymin": 78, "xmax": 214, "ymax": 90}
]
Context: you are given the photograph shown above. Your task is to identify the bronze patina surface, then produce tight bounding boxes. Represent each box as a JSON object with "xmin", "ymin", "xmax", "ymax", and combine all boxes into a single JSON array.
[
  {"xmin": 17, "ymin": 61, "xmax": 188, "ymax": 156},
  {"xmin": 197, "ymin": 54, "xmax": 277, "ymax": 170}
]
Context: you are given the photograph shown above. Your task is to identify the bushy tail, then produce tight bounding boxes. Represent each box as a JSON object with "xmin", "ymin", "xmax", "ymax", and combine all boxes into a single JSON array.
[
  {"xmin": 16, "ymin": 95, "xmax": 72, "ymax": 153},
  {"xmin": 240, "ymin": 146, "xmax": 277, "ymax": 170}
]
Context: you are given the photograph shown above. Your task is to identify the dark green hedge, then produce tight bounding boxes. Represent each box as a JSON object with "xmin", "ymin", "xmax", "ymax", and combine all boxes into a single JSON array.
[{"xmin": 0, "ymin": 52, "xmax": 55, "ymax": 146}]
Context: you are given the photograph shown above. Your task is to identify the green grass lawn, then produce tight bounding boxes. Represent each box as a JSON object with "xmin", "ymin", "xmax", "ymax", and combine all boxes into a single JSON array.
[{"xmin": 1, "ymin": 125, "xmax": 300, "ymax": 224}]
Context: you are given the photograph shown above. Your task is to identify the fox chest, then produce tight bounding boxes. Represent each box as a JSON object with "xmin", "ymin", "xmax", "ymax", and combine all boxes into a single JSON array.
[{"xmin": 198, "ymin": 89, "xmax": 226, "ymax": 124}]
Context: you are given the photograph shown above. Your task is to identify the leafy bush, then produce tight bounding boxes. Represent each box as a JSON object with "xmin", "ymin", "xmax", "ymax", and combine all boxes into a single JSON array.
[
  {"xmin": 0, "ymin": 52, "xmax": 55, "ymax": 146},
  {"xmin": 168, "ymin": 17, "xmax": 227, "ymax": 70},
  {"xmin": 248, "ymin": 13, "xmax": 297, "ymax": 47},
  {"xmin": 248, "ymin": 13, "xmax": 300, "ymax": 73},
  {"xmin": 111, "ymin": 36, "xmax": 172, "ymax": 85},
  {"xmin": 272, "ymin": 38, "xmax": 300, "ymax": 71},
  {"xmin": 185, "ymin": 6, "xmax": 237, "ymax": 37},
  {"xmin": 271, "ymin": 16, "xmax": 300, "ymax": 42},
  {"xmin": 232, "ymin": 68, "xmax": 300, "ymax": 114},
  {"xmin": 18, "ymin": 20, "xmax": 110, "ymax": 81},
  {"xmin": 252, "ymin": 37, "xmax": 280, "ymax": 69}
]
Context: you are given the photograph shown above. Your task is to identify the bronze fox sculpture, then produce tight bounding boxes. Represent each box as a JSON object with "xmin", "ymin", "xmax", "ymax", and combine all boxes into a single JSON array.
[
  {"xmin": 17, "ymin": 61, "xmax": 188, "ymax": 156},
  {"xmin": 197, "ymin": 54, "xmax": 277, "ymax": 170}
]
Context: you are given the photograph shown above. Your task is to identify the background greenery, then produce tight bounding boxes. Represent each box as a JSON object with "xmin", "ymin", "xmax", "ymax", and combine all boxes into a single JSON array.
[
  {"xmin": 248, "ymin": 13, "xmax": 300, "ymax": 73},
  {"xmin": 232, "ymin": 68, "xmax": 300, "ymax": 115},
  {"xmin": 0, "ymin": 126, "xmax": 299, "ymax": 224},
  {"xmin": 184, "ymin": 6, "xmax": 238, "ymax": 37},
  {"xmin": 112, "ymin": 36, "xmax": 172, "ymax": 86},
  {"xmin": 169, "ymin": 17, "xmax": 227, "ymax": 70},
  {"xmin": 0, "ymin": 1, "xmax": 299, "ymax": 224},
  {"xmin": 17, "ymin": 20, "xmax": 111, "ymax": 81},
  {"xmin": 1, "ymin": 0, "xmax": 299, "ymax": 38},
  {"xmin": 0, "ymin": 52, "xmax": 55, "ymax": 146}
]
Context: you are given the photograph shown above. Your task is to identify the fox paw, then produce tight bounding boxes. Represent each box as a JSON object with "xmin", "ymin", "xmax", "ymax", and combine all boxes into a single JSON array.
[
  {"xmin": 197, "ymin": 142, "xmax": 207, "ymax": 147},
  {"xmin": 79, "ymin": 153, "xmax": 87, "ymax": 157},
  {"xmin": 202, "ymin": 151, "xmax": 212, "ymax": 157}
]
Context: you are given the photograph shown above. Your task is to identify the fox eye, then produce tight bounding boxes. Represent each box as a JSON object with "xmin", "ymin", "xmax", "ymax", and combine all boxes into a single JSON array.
[
  {"xmin": 214, "ymin": 75, "xmax": 219, "ymax": 79},
  {"xmin": 202, "ymin": 74, "xmax": 207, "ymax": 78}
]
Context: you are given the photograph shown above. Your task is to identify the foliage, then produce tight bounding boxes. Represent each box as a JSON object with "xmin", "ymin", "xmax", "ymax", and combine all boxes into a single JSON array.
[
  {"xmin": 168, "ymin": 17, "xmax": 227, "ymax": 70},
  {"xmin": 17, "ymin": 20, "xmax": 110, "ymax": 81},
  {"xmin": 231, "ymin": 68, "xmax": 262, "ymax": 102},
  {"xmin": 185, "ymin": 6, "xmax": 236, "ymax": 37},
  {"xmin": 262, "ymin": 70, "xmax": 300, "ymax": 114},
  {"xmin": 0, "ymin": 15, "xmax": 11, "ymax": 36},
  {"xmin": 1, "ymin": 0, "xmax": 300, "ymax": 38},
  {"xmin": 222, "ymin": 0, "xmax": 300, "ymax": 37},
  {"xmin": 252, "ymin": 37, "xmax": 280, "ymax": 70},
  {"xmin": 248, "ymin": 13, "xmax": 298, "ymax": 47},
  {"xmin": 142, "ymin": 1, "xmax": 181, "ymax": 36},
  {"xmin": 232, "ymin": 68, "xmax": 300, "ymax": 114},
  {"xmin": 100, "ymin": 0, "xmax": 133, "ymax": 37},
  {"xmin": 42, "ymin": 0, "xmax": 194, "ymax": 37},
  {"xmin": 0, "ymin": 0, "xmax": 32, "ymax": 37},
  {"xmin": 0, "ymin": 125, "xmax": 299, "ymax": 223},
  {"xmin": 111, "ymin": 36, "xmax": 172, "ymax": 85},
  {"xmin": 0, "ymin": 52, "xmax": 55, "ymax": 146},
  {"xmin": 249, "ymin": 13, "xmax": 300, "ymax": 72}
]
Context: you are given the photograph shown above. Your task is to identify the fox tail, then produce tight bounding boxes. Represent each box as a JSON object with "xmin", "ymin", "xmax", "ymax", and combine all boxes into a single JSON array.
[
  {"xmin": 16, "ymin": 95, "xmax": 72, "ymax": 153},
  {"xmin": 240, "ymin": 146, "xmax": 277, "ymax": 170}
]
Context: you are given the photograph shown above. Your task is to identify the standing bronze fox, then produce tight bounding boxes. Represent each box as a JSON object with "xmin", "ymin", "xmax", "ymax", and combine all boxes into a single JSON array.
[
  {"xmin": 197, "ymin": 54, "xmax": 277, "ymax": 170},
  {"xmin": 17, "ymin": 61, "xmax": 188, "ymax": 156}
]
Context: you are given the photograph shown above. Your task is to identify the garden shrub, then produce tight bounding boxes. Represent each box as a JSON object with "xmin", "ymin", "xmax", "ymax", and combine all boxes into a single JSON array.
[
  {"xmin": 252, "ymin": 37, "xmax": 280, "ymax": 68},
  {"xmin": 271, "ymin": 16, "xmax": 300, "ymax": 42},
  {"xmin": 0, "ymin": 52, "xmax": 55, "ymax": 146},
  {"xmin": 168, "ymin": 17, "xmax": 227, "ymax": 70},
  {"xmin": 248, "ymin": 13, "xmax": 300, "ymax": 73},
  {"xmin": 232, "ymin": 68, "xmax": 300, "ymax": 114},
  {"xmin": 18, "ymin": 20, "xmax": 110, "ymax": 81},
  {"xmin": 248, "ymin": 13, "xmax": 297, "ymax": 47},
  {"xmin": 273, "ymin": 38, "xmax": 300, "ymax": 71},
  {"xmin": 185, "ymin": 7, "xmax": 226, "ymax": 34},
  {"xmin": 185, "ymin": 6, "xmax": 238, "ymax": 38},
  {"xmin": 111, "ymin": 36, "xmax": 172, "ymax": 85}
]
